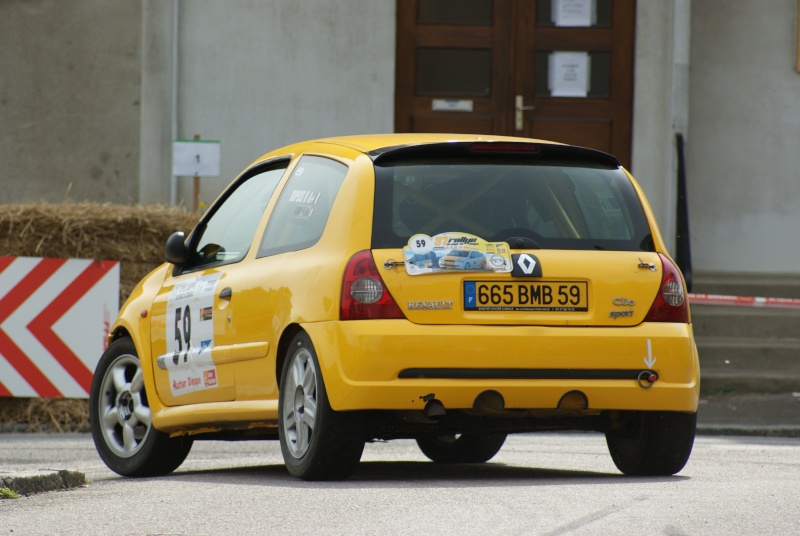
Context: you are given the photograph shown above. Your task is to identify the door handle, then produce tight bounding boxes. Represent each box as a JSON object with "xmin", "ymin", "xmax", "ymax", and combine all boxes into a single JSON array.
[
  {"xmin": 219, "ymin": 287, "xmax": 232, "ymax": 300},
  {"xmin": 515, "ymin": 95, "xmax": 535, "ymax": 131}
]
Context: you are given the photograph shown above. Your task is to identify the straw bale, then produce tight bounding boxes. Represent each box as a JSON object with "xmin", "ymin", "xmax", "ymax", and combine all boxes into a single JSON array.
[
  {"xmin": 0, "ymin": 202, "xmax": 198, "ymax": 303},
  {"xmin": 0, "ymin": 202, "xmax": 199, "ymax": 431},
  {"xmin": 0, "ymin": 397, "xmax": 90, "ymax": 433}
]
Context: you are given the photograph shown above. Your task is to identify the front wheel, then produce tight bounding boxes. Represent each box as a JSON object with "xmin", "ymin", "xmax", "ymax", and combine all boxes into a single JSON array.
[
  {"xmin": 90, "ymin": 337, "xmax": 192, "ymax": 477},
  {"xmin": 417, "ymin": 433, "xmax": 507, "ymax": 463},
  {"xmin": 605, "ymin": 411, "xmax": 696, "ymax": 476},
  {"xmin": 278, "ymin": 332, "xmax": 364, "ymax": 480}
]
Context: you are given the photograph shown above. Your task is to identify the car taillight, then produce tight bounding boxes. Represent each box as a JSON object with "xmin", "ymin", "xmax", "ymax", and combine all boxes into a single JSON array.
[
  {"xmin": 644, "ymin": 254, "xmax": 688, "ymax": 323},
  {"xmin": 340, "ymin": 251, "xmax": 405, "ymax": 320}
]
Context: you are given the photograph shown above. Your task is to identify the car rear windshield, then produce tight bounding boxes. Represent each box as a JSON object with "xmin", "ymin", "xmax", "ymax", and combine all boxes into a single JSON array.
[{"xmin": 371, "ymin": 146, "xmax": 654, "ymax": 252}]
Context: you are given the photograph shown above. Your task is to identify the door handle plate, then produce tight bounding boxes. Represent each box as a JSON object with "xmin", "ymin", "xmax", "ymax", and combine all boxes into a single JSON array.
[{"xmin": 515, "ymin": 95, "xmax": 535, "ymax": 131}]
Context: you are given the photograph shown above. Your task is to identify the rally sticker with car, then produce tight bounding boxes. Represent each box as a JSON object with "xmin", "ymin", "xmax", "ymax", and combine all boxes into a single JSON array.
[
  {"xmin": 160, "ymin": 273, "xmax": 222, "ymax": 396},
  {"xmin": 403, "ymin": 232, "xmax": 512, "ymax": 275}
]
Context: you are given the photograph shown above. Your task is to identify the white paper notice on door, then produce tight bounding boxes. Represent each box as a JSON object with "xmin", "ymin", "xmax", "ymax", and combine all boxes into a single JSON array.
[
  {"xmin": 553, "ymin": 0, "xmax": 596, "ymax": 27},
  {"xmin": 548, "ymin": 51, "xmax": 590, "ymax": 97}
]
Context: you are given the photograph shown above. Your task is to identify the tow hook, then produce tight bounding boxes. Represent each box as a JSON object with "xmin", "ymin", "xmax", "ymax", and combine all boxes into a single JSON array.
[
  {"xmin": 383, "ymin": 259, "xmax": 405, "ymax": 270},
  {"xmin": 637, "ymin": 370, "xmax": 659, "ymax": 389}
]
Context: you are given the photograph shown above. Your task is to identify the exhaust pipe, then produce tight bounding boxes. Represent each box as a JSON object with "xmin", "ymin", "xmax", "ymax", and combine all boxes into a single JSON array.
[
  {"xmin": 473, "ymin": 390, "xmax": 505, "ymax": 415},
  {"xmin": 424, "ymin": 399, "xmax": 446, "ymax": 420}
]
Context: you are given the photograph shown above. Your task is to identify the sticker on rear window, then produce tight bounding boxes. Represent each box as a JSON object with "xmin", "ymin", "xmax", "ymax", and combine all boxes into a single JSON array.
[{"xmin": 403, "ymin": 232, "xmax": 512, "ymax": 275}]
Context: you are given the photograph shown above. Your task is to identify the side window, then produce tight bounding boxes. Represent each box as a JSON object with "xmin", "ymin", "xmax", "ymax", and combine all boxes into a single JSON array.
[
  {"xmin": 258, "ymin": 156, "xmax": 348, "ymax": 257},
  {"xmin": 187, "ymin": 163, "xmax": 286, "ymax": 270}
]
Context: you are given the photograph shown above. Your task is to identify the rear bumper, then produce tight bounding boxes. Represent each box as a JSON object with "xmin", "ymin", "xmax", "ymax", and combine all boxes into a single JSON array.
[{"xmin": 303, "ymin": 321, "xmax": 700, "ymax": 413}]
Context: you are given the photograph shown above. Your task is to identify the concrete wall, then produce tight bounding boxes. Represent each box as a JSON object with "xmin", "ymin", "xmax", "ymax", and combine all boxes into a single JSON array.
[
  {"xmin": 4, "ymin": 0, "xmax": 800, "ymax": 276},
  {"xmin": 0, "ymin": 0, "xmax": 141, "ymax": 204},
  {"xmin": 631, "ymin": 0, "xmax": 690, "ymax": 254},
  {"xmin": 139, "ymin": 0, "xmax": 396, "ymax": 207},
  {"xmin": 687, "ymin": 0, "xmax": 800, "ymax": 273}
]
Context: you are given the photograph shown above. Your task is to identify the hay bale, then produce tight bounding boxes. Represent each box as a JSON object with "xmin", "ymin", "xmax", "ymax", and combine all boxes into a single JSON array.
[
  {"xmin": 0, "ymin": 397, "xmax": 90, "ymax": 433},
  {"xmin": 0, "ymin": 202, "xmax": 198, "ymax": 303},
  {"xmin": 0, "ymin": 202, "xmax": 199, "ymax": 431}
]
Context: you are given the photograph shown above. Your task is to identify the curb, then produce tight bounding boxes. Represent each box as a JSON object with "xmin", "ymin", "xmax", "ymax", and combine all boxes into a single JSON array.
[
  {"xmin": 697, "ymin": 424, "xmax": 800, "ymax": 438},
  {"xmin": 0, "ymin": 469, "xmax": 86, "ymax": 497}
]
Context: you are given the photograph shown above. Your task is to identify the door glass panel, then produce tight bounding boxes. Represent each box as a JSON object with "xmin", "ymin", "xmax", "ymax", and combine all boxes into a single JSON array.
[
  {"xmin": 418, "ymin": 0, "xmax": 492, "ymax": 25},
  {"xmin": 187, "ymin": 165, "xmax": 286, "ymax": 270},
  {"xmin": 536, "ymin": 0, "xmax": 612, "ymax": 27},
  {"xmin": 534, "ymin": 51, "xmax": 610, "ymax": 98},
  {"xmin": 416, "ymin": 48, "xmax": 491, "ymax": 96}
]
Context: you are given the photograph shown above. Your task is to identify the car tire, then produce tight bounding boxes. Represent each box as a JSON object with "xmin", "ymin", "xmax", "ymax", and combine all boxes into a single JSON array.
[
  {"xmin": 278, "ymin": 332, "xmax": 365, "ymax": 480},
  {"xmin": 605, "ymin": 411, "xmax": 696, "ymax": 476},
  {"xmin": 90, "ymin": 337, "xmax": 192, "ymax": 477},
  {"xmin": 416, "ymin": 433, "xmax": 507, "ymax": 463}
]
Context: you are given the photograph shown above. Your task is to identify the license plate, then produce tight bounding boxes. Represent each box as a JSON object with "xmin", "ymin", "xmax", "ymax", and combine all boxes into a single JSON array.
[{"xmin": 463, "ymin": 281, "xmax": 588, "ymax": 312}]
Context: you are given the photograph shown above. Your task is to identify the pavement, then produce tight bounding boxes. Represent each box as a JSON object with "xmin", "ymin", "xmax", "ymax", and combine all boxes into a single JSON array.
[{"xmin": 1, "ymin": 392, "xmax": 799, "ymax": 498}]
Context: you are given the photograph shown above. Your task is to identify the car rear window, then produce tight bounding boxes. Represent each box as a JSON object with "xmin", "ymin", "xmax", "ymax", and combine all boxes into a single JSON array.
[{"xmin": 371, "ymin": 145, "xmax": 654, "ymax": 252}]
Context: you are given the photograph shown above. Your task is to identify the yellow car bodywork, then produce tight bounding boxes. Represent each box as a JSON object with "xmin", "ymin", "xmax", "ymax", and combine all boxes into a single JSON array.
[{"xmin": 108, "ymin": 133, "xmax": 700, "ymax": 437}]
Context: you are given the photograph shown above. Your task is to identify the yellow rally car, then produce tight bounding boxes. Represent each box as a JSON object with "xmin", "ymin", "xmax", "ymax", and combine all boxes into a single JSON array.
[{"xmin": 90, "ymin": 134, "xmax": 699, "ymax": 480}]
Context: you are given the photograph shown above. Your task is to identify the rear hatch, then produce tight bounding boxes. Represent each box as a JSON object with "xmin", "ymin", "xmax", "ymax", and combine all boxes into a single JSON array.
[{"xmin": 369, "ymin": 141, "xmax": 663, "ymax": 327}]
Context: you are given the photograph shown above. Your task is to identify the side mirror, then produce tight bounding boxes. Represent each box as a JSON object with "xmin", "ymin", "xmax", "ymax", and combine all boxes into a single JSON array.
[{"xmin": 165, "ymin": 232, "xmax": 189, "ymax": 265}]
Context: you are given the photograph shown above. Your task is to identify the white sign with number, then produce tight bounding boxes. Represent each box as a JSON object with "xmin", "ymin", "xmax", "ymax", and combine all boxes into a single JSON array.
[
  {"xmin": 164, "ymin": 273, "xmax": 221, "ymax": 396},
  {"xmin": 172, "ymin": 140, "xmax": 221, "ymax": 177}
]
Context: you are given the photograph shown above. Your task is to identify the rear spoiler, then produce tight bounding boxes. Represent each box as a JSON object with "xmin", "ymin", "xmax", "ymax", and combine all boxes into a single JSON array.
[{"xmin": 369, "ymin": 141, "xmax": 620, "ymax": 169}]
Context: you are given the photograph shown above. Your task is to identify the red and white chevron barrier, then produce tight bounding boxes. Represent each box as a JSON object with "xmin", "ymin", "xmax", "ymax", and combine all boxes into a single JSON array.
[
  {"xmin": 688, "ymin": 293, "xmax": 800, "ymax": 309},
  {"xmin": 0, "ymin": 257, "xmax": 119, "ymax": 398}
]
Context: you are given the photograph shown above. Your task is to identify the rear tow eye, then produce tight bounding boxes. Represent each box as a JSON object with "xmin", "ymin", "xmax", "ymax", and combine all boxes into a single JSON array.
[
  {"xmin": 637, "ymin": 370, "xmax": 659, "ymax": 389},
  {"xmin": 383, "ymin": 259, "xmax": 405, "ymax": 270}
]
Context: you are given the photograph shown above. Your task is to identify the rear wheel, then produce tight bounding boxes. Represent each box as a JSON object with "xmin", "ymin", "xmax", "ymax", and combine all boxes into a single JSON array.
[
  {"xmin": 417, "ymin": 433, "xmax": 507, "ymax": 463},
  {"xmin": 605, "ymin": 411, "xmax": 696, "ymax": 476},
  {"xmin": 90, "ymin": 337, "xmax": 192, "ymax": 477},
  {"xmin": 278, "ymin": 332, "xmax": 364, "ymax": 480}
]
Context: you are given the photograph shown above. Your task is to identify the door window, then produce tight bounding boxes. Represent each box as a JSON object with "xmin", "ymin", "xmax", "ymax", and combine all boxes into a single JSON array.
[
  {"xmin": 418, "ymin": 0, "xmax": 492, "ymax": 25},
  {"xmin": 258, "ymin": 156, "xmax": 348, "ymax": 257},
  {"xmin": 416, "ymin": 48, "xmax": 492, "ymax": 96},
  {"xmin": 185, "ymin": 161, "xmax": 287, "ymax": 270}
]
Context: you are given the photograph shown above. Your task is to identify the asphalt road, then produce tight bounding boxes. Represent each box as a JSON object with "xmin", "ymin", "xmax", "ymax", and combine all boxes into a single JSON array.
[{"xmin": 1, "ymin": 432, "xmax": 799, "ymax": 535}]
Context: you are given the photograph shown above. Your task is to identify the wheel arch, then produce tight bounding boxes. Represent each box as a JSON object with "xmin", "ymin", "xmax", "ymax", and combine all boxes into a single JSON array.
[
  {"xmin": 105, "ymin": 318, "xmax": 166, "ymax": 418},
  {"xmin": 275, "ymin": 323, "xmax": 305, "ymax": 389},
  {"xmin": 110, "ymin": 326, "xmax": 131, "ymax": 343}
]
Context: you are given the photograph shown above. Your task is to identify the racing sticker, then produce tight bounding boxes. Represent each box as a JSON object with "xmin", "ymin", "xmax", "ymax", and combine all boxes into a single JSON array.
[
  {"xmin": 288, "ymin": 188, "xmax": 321, "ymax": 220},
  {"xmin": 403, "ymin": 232, "xmax": 512, "ymax": 275},
  {"xmin": 162, "ymin": 273, "xmax": 222, "ymax": 396}
]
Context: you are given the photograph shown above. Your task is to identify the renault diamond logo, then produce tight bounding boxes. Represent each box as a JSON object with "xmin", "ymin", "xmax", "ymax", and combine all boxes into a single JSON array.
[
  {"xmin": 517, "ymin": 254, "xmax": 537, "ymax": 275},
  {"xmin": 511, "ymin": 253, "xmax": 543, "ymax": 277}
]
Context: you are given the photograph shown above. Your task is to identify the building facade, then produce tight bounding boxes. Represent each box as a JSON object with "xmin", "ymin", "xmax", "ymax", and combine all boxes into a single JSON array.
[{"xmin": 1, "ymin": 0, "xmax": 799, "ymax": 276}]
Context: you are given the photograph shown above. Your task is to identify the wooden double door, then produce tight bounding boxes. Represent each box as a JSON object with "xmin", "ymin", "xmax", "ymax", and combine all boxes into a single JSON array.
[{"xmin": 395, "ymin": 0, "xmax": 635, "ymax": 167}]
